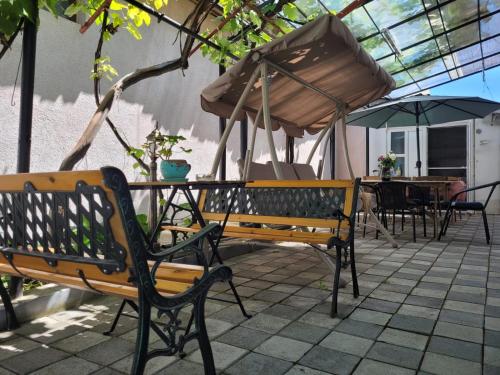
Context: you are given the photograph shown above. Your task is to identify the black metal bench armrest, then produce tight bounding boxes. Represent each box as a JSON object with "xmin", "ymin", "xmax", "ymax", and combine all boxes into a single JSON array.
[
  {"xmin": 149, "ymin": 223, "xmax": 220, "ymax": 261},
  {"xmin": 449, "ymin": 181, "xmax": 499, "ymax": 205}
]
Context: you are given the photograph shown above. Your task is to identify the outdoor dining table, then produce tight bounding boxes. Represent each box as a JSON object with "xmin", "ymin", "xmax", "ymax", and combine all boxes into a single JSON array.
[
  {"xmin": 361, "ymin": 179, "xmax": 453, "ymax": 238},
  {"xmin": 128, "ymin": 179, "xmax": 250, "ymax": 318}
]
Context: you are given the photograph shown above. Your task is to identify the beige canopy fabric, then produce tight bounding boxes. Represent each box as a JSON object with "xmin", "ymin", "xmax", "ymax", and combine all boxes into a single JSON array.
[{"xmin": 201, "ymin": 14, "xmax": 395, "ymax": 137}]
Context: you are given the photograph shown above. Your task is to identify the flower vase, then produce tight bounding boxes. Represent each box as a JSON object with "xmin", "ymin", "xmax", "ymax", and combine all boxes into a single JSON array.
[{"xmin": 381, "ymin": 167, "xmax": 392, "ymax": 181}]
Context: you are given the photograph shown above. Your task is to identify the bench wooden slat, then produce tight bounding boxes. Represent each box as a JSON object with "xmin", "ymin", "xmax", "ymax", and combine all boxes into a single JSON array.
[{"xmin": 162, "ymin": 224, "xmax": 349, "ymax": 243}]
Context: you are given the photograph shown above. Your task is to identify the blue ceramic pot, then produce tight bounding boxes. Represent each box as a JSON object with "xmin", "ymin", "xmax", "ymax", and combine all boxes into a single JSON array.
[{"xmin": 160, "ymin": 160, "xmax": 191, "ymax": 180}]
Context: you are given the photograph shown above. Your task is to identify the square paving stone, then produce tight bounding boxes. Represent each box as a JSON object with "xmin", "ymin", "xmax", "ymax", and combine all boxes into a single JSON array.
[
  {"xmin": 486, "ymin": 305, "xmax": 500, "ymax": 317},
  {"xmin": 269, "ymin": 284, "xmax": 302, "ymax": 294},
  {"xmin": 110, "ymin": 350, "xmax": 177, "ymax": 374},
  {"xmin": 77, "ymin": 337, "xmax": 135, "ymax": 366},
  {"xmin": 241, "ymin": 313, "xmax": 291, "ymax": 334},
  {"xmin": 484, "ymin": 364, "xmax": 500, "ymax": 375},
  {"xmin": 350, "ymin": 308, "xmax": 391, "ymax": 326},
  {"xmin": 411, "ymin": 287, "xmax": 447, "ymax": 299},
  {"xmin": 320, "ymin": 331, "xmax": 374, "ymax": 357},
  {"xmin": 334, "ymin": 319, "xmax": 384, "ymax": 339},
  {"xmin": 353, "ymin": 358, "xmax": 415, "ymax": 375},
  {"xmin": 397, "ymin": 304, "xmax": 440, "ymax": 320},
  {"xmin": 299, "ymin": 346, "xmax": 360, "ymax": 375},
  {"xmin": 284, "ymin": 364, "xmax": 330, "ymax": 375},
  {"xmin": 263, "ymin": 304, "xmax": 307, "ymax": 320},
  {"xmin": 52, "ymin": 330, "xmax": 112, "ymax": 353},
  {"xmin": 162, "ymin": 359, "xmax": 206, "ymax": 375},
  {"xmin": 255, "ymin": 336, "xmax": 312, "ymax": 362},
  {"xmin": 279, "ymin": 322, "xmax": 330, "ymax": 344},
  {"xmin": 388, "ymin": 314, "xmax": 435, "ymax": 335},
  {"xmin": 443, "ymin": 300, "xmax": 484, "ymax": 315},
  {"xmin": 282, "ymin": 295, "xmax": 322, "ymax": 309},
  {"xmin": 2, "ymin": 346, "xmax": 70, "ymax": 374},
  {"xmin": 298, "ymin": 312, "xmax": 341, "ymax": 329},
  {"xmin": 295, "ymin": 287, "xmax": 332, "ymax": 300},
  {"xmin": 446, "ymin": 291, "xmax": 485, "ymax": 304},
  {"xmin": 433, "ymin": 321, "xmax": 483, "ymax": 343},
  {"xmin": 188, "ymin": 341, "xmax": 247, "ymax": 370},
  {"xmin": 211, "ymin": 305, "xmax": 248, "ymax": 325},
  {"xmin": 377, "ymin": 328, "xmax": 428, "ymax": 351},
  {"xmin": 29, "ymin": 356, "xmax": 100, "ymax": 375},
  {"xmin": 217, "ymin": 327, "xmax": 270, "ymax": 350},
  {"xmin": 438, "ymin": 309, "xmax": 484, "ymax": 328},
  {"xmin": 484, "ymin": 346, "xmax": 500, "ymax": 367},
  {"xmin": 420, "ymin": 352, "xmax": 481, "ymax": 375},
  {"xmin": 225, "ymin": 352, "xmax": 292, "ymax": 375},
  {"xmin": 359, "ymin": 298, "xmax": 400, "ymax": 314},
  {"xmin": 485, "ymin": 330, "xmax": 500, "ymax": 348},
  {"xmin": 0, "ymin": 337, "xmax": 40, "ymax": 361},
  {"xmin": 427, "ymin": 336, "xmax": 482, "ymax": 362},
  {"xmin": 367, "ymin": 342, "xmax": 422, "ymax": 370},
  {"xmin": 404, "ymin": 295, "xmax": 443, "ymax": 309},
  {"xmin": 253, "ymin": 290, "xmax": 290, "ymax": 303},
  {"xmin": 486, "ymin": 316, "xmax": 500, "ymax": 331}
]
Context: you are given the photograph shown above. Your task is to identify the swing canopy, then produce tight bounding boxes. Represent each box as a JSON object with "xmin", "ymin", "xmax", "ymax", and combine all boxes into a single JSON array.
[{"xmin": 201, "ymin": 14, "xmax": 395, "ymax": 137}]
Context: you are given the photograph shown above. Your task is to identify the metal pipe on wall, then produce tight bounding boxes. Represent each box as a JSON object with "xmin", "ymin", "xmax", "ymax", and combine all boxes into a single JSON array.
[{"xmin": 13, "ymin": 0, "xmax": 38, "ymax": 298}]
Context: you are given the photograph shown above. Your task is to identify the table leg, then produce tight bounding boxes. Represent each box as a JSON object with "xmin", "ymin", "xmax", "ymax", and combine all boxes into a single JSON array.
[
  {"xmin": 358, "ymin": 208, "xmax": 399, "ymax": 248},
  {"xmin": 182, "ymin": 188, "xmax": 251, "ymax": 319},
  {"xmin": 433, "ymin": 186, "xmax": 439, "ymax": 238}
]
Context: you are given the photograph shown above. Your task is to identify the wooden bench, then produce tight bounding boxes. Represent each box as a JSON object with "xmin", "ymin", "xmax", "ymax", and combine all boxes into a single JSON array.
[
  {"xmin": 163, "ymin": 179, "xmax": 361, "ymax": 317},
  {"xmin": 0, "ymin": 167, "xmax": 230, "ymax": 375}
]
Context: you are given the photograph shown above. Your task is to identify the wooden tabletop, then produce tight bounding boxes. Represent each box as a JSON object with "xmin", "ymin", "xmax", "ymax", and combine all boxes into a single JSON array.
[
  {"xmin": 361, "ymin": 180, "xmax": 452, "ymax": 186},
  {"xmin": 128, "ymin": 180, "xmax": 246, "ymax": 190}
]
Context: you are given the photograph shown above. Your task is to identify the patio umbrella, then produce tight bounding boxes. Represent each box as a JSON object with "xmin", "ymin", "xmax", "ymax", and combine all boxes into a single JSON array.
[{"xmin": 345, "ymin": 95, "xmax": 500, "ymax": 176}]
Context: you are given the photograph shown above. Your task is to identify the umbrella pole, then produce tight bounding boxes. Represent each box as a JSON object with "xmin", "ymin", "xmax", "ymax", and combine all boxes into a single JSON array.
[
  {"xmin": 210, "ymin": 65, "xmax": 261, "ymax": 177},
  {"xmin": 416, "ymin": 102, "xmax": 422, "ymax": 176},
  {"xmin": 261, "ymin": 63, "xmax": 283, "ymax": 179},
  {"xmin": 341, "ymin": 115, "xmax": 399, "ymax": 248}
]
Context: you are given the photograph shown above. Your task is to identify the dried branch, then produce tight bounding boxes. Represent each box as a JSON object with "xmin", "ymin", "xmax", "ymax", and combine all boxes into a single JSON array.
[
  {"xmin": 0, "ymin": 18, "xmax": 24, "ymax": 61},
  {"xmin": 59, "ymin": 0, "xmax": 216, "ymax": 171},
  {"xmin": 92, "ymin": 9, "xmax": 150, "ymax": 173}
]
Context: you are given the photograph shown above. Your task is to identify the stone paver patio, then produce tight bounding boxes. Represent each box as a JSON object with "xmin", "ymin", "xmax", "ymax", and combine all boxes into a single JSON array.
[{"xmin": 0, "ymin": 214, "xmax": 499, "ymax": 374}]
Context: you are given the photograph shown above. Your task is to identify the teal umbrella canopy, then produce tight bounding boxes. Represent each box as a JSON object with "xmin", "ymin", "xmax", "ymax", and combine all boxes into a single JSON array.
[
  {"xmin": 346, "ymin": 95, "xmax": 500, "ymax": 128},
  {"xmin": 346, "ymin": 95, "xmax": 500, "ymax": 176}
]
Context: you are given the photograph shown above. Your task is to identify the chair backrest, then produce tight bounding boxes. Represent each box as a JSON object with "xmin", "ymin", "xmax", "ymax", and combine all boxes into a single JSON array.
[
  {"xmin": 377, "ymin": 181, "xmax": 409, "ymax": 210},
  {"xmin": 0, "ymin": 167, "xmax": 147, "ymax": 287},
  {"xmin": 199, "ymin": 179, "xmax": 360, "ymax": 231}
]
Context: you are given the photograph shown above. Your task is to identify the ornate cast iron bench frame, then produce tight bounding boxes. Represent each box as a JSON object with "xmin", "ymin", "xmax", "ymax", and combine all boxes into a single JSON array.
[
  {"xmin": 163, "ymin": 178, "xmax": 361, "ymax": 317},
  {"xmin": 0, "ymin": 167, "xmax": 230, "ymax": 375}
]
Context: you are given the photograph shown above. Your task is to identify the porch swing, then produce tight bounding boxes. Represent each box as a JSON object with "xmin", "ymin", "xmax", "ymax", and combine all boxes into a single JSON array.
[{"xmin": 200, "ymin": 14, "xmax": 394, "ymax": 182}]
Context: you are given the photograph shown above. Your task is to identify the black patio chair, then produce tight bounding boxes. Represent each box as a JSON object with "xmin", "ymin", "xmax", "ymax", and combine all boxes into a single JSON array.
[
  {"xmin": 438, "ymin": 181, "xmax": 499, "ymax": 244},
  {"xmin": 376, "ymin": 181, "xmax": 427, "ymax": 242}
]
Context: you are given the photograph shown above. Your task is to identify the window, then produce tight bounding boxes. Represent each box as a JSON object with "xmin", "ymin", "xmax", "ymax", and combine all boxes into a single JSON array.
[{"xmin": 390, "ymin": 131, "xmax": 406, "ymax": 176}]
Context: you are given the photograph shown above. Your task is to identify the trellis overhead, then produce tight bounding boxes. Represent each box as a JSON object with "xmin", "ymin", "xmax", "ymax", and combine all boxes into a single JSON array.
[{"xmin": 210, "ymin": 0, "xmax": 499, "ymax": 99}]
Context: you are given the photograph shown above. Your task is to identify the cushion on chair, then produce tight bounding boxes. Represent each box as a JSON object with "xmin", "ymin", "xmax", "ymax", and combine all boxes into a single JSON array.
[
  {"xmin": 247, "ymin": 162, "xmax": 276, "ymax": 180},
  {"xmin": 292, "ymin": 163, "xmax": 318, "ymax": 180},
  {"xmin": 266, "ymin": 161, "xmax": 299, "ymax": 180},
  {"xmin": 451, "ymin": 201, "xmax": 484, "ymax": 210}
]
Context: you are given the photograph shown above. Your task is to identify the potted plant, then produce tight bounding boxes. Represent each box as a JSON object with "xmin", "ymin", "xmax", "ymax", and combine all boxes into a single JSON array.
[
  {"xmin": 377, "ymin": 152, "xmax": 397, "ymax": 181},
  {"xmin": 129, "ymin": 129, "xmax": 192, "ymax": 181}
]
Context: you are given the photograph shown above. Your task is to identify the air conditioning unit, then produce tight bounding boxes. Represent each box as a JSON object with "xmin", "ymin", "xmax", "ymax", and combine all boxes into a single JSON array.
[{"xmin": 491, "ymin": 113, "xmax": 500, "ymax": 125}]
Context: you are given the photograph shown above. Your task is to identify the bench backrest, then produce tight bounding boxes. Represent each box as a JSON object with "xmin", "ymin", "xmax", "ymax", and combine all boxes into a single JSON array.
[
  {"xmin": 198, "ymin": 179, "xmax": 360, "ymax": 231},
  {"xmin": 0, "ymin": 167, "xmax": 149, "ymax": 288}
]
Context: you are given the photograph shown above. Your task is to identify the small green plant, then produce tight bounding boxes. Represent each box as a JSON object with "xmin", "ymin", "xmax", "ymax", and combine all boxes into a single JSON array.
[{"xmin": 128, "ymin": 129, "xmax": 192, "ymax": 176}]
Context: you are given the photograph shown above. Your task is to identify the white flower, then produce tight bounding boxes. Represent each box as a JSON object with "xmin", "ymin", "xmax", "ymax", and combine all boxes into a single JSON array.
[{"xmin": 389, "ymin": 153, "xmax": 397, "ymax": 161}]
